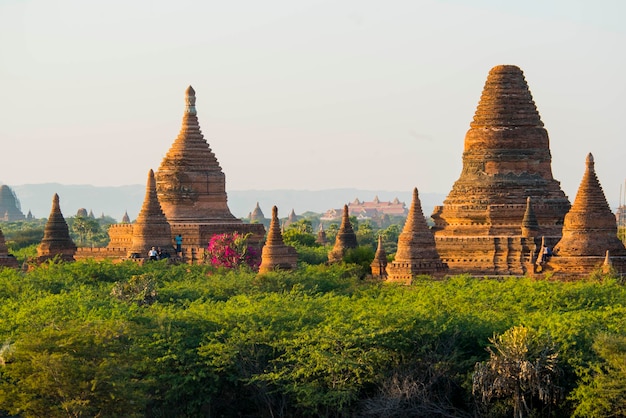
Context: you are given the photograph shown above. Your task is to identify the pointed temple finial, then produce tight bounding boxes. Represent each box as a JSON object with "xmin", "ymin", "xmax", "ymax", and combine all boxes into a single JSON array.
[
  {"xmin": 370, "ymin": 234, "xmax": 388, "ymax": 279},
  {"xmin": 259, "ymin": 205, "xmax": 298, "ymax": 274},
  {"xmin": 328, "ymin": 204, "xmax": 358, "ymax": 263},
  {"xmin": 185, "ymin": 85, "xmax": 197, "ymax": 115},
  {"xmin": 129, "ymin": 169, "xmax": 172, "ymax": 257},
  {"xmin": 586, "ymin": 152, "xmax": 594, "ymax": 168},
  {"xmin": 521, "ymin": 196, "xmax": 539, "ymax": 238}
]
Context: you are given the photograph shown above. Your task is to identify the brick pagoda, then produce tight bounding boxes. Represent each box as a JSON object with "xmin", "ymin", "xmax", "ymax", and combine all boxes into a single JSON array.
[
  {"xmin": 386, "ymin": 188, "xmax": 447, "ymax": 283},
  {"xmin": 37, "ymin": 194, "xmax": 77, "ymax": 262},
  {"xmin": 547, "ymin": 154, "xmax": 626, "ymax": 275},
  {"xmin": 129, "ymin": 169, "xmax": 173, "ymax": 258},
  {"xmin": 431, "ymin": 65, "xmax": 570, "ymax": 275},
  {"xmin": 258, "ymin": 206, "xmax": 298, "ymax": 273},
  {"xmin": 328, "ymin": 205, "xmax": 358, "ymax": 263}
]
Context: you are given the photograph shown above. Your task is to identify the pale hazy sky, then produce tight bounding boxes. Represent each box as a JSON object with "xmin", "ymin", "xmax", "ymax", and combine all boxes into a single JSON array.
[{"xmin": 1, "ymin": 0, "xmax": 625, "ymax": 207}]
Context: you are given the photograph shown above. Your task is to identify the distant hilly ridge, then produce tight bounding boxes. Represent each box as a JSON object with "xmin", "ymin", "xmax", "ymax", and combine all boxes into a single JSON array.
[{"xmin": 11, "ymin": 184, "xmax": 446, "ymax": 222}]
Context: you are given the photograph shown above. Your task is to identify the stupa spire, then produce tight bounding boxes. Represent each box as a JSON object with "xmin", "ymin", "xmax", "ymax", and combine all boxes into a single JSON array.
[
  {"xmin": 386, "ymin": 188, "xmax": 447, "ymax": 283},
  {"xmin": 37, "ymin": 194, "xmax": 77, "ymax": 262},
  {"xmin": 521, "ymin": 197, "xmax": 539, "ymax": 237},
  {"xmin": 259, "ymin": 206, "xmax": 297, "ymax": 273},
  {"xmin": 370, "ymin": 234, "xmax": 388, "ymax": 278},
  {"xmin": 130, "ymin": 170, "xmax": 172, "ymax": 257},
  {"xmin": 315, "ymin": 223, "xmax": 328, "ymax": 245},
  {"xmin": 185, "ymin": 85, "xmax": 197, "ymax": 115},
  {"xmin": 328, "ymin": 205, "xmax": 358, "ymax": 263}
]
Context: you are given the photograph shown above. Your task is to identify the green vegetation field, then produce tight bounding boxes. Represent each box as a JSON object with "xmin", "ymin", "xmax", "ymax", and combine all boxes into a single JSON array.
[{"xmin": 0, "ymin": 260, "xmax": 624, "ymax": 417}]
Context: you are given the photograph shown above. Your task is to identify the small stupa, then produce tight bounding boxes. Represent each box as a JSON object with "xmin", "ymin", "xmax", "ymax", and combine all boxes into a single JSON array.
[
  {"xmin": 0, "ymin": 227, "xmax": 18, "ymax": 268},
  {"xmin": 549, "ymin": 154, "xmax": 626, "ymax": 275},
  {"xmin": 37, "ymin": 194, "xmax": 77, "ymax": 262},
  {"xmin": 328, "ymin": 205, "xmax": 358, "ymax": 263},
  {"xmin": 386, "ymin": 188, "xmax": 447, "ymax": 283},
  {"xmin": 129, "ymin": 170, "xmax": 173, "ymax": 258},
  {"xmin": 250, "ymin": 202, "xmax": 266, "ymax": 224},
  {"xmin": 121, "ymin": 211, "xmax": 131, "ymax": 224},
  {"xmin": 370, "ymin": 235, "xmax": 387, "ymax": 278},
  {"xmin": 315, "ymin": 223, "xmax": 328, "ymax": 245},
  {"xmin": 258, "ymin": 206, "xmax": 298, "ymax": 273},
  {"xmin": 521, "ymin": 197, "xmax": 540, "ymax": 238},
  {"xmin": 284, "ymin": 209, "xmax": 298, "ymax": 228}
]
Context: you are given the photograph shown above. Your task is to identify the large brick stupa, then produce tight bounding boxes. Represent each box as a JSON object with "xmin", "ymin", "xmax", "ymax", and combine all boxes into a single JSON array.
[
  {"xmin": 154, "ymin": 86, "xmax": 264, "ymax": 251},
  {"xmin": 431, "ymin": 65, "xmax": 571, "ymax": 275}
]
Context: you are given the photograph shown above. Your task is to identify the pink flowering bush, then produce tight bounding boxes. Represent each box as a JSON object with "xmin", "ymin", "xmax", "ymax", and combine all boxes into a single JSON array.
[{"xmin": 206, "ymin": 232, "xmax": 260, "ymax": 270}]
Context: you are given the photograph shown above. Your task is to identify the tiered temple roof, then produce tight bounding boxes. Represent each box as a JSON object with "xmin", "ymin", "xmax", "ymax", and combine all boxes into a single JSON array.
[
  {"xmin": 328, "ymin": 205, "xmax": 358, "ymax": 263},
  {"xmin": 386, "ymin": 188, "xmax": 447, "ymax": 283},
  {"xmin": 130, "ymin": 170, "xmax": 173, "ymax": 257},
  {"xmin": 549, "ymin": 154, "xmax": 626, "ymax": 274},
  {"xmin": 258, "ymin": 206, "xmax": 298, "ymax": 273},
  {"xmin": 155, "ymin": 86, "xmax": 237, "ymax": 222},
  {"xmin": 37, "ymin": 194, "xmax": 76, "ymax": 262}
]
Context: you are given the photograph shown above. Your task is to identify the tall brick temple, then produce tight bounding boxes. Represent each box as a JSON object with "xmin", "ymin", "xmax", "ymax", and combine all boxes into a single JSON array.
[{"xmin": 431, "ymin": 65, "xmax": 571, "ymax": 275}]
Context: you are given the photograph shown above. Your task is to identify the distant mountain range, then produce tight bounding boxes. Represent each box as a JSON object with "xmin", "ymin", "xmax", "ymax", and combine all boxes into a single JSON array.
[{"xmin": 11, "ymin": 184, "xmax": 446, "ymax": 222}]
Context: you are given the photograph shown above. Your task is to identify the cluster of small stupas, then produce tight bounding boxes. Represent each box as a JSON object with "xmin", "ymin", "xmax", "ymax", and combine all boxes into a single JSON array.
[{"xmin": 1, "ymin": 64, "xmax": 624, "ymax": 279}]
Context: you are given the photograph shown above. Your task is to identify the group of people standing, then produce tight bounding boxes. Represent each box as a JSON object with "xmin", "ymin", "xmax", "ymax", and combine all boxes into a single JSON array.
[{"xmin": 147, "ymin": 234, "xmax": 184, "ymax": 261}]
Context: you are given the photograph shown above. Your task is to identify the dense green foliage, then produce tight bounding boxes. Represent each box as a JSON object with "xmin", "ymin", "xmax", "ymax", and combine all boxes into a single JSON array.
[{"xmin": 0, "ymin": 261, "xmax": 625, "ymax": 417}]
